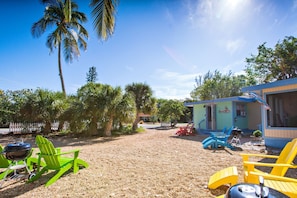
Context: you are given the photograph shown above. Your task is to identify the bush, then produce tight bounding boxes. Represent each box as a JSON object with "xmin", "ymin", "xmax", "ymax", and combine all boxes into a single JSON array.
[
  {"xmin": 253, "ymin": 130, "xmax": 262, "ymax": 137},
  {"xmin": 136, "ymin": 126, "xmax": 145, "ymax": 133}
]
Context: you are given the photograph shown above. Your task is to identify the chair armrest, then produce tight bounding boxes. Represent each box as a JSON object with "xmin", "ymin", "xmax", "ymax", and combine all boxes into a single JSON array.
[
  {"xmin": 240, "ymin": 153, "xmax": 279, "ymax": 161},
  {"xmin": 243, "ymin": 161, "xmax": 297, "ymax": 170},
  {"xmin": 54, "ymin": 149, "xmax": 80, "ymax": 159},
  {"xmin": 249, "ymin": 171, "xmax": 297, "ymax": 183}
]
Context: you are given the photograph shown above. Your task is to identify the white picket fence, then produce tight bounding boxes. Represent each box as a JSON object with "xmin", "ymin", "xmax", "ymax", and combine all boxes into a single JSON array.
[{"xmin": 9, "ymin": 122, "xmax": 61, "ymax": 134}]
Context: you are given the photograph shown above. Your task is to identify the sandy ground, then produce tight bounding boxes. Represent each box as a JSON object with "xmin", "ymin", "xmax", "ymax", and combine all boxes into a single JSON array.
[{"xmin": 0, "ymin": 125, "xmax": 294, "ymax": 198}]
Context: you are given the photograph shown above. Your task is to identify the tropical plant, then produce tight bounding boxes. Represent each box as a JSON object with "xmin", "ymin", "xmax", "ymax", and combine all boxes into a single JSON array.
[
  {"xmin": 112, "ymin": 92, "xmax": 136, "ymax": 134},
  {"xmin": 1, "ymin": 89, "xmax": 34, "ymax": 123},
  {"xmin": 157, "ymin": 99, "xmax": 186, "ymax": 126},
  {"xmin": 0, "ymin": 90, "xmax": 14, "ymax": 127},
  {"xmin": 245, "ymin": 36, "xmax": 297, "ymax": 84},
  {"xmin": 253, "ymin": 130, "xmax": 262, "ymax": 137},
  {"xmin": 60, "ymin": 95, "xmax": 87, "ymax": 133},
  {"xmin": 191, "ymin": 70, "xmax": 249, "ymax": 101},
  {"xmin": 32, "ymin": 0, "xmax": 88, "ymax": 97},
  {"xmin": 74, "ymin": 83, "xmax": 135, "ymax": 136},
  {"xmin": 19, "ymin": 89, "xmax": 66, "ymax": 134},
  {"xmin": 125, "ymin": 83, "xmax": 157, "ymax": 130},
  {"xmin": 75, "ymin": 83, "xmax": 105, "ymax": 135},
  {"xmin": 100, "ymin": 85, "xmax": 135, "ymax": 136}
]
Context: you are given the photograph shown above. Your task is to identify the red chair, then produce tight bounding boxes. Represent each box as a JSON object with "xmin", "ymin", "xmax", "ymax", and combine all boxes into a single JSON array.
[{"xmin": 175, "ymin": 123, "xmax": 195, "ymax": 136}]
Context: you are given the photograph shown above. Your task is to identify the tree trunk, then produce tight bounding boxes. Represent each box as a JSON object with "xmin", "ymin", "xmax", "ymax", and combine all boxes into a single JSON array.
[
  {"xmin": 88, "ymin": 117, "xmax": 98, "ymax": 136},
  {"xmin": 104, "ymin": 118, "xmax": 113, "ymax": 137},
  {"xmin": 58, "ymin": 121, "xmax": 64, "ymax": 131},
  {"xmin": 132, "ymin": 113, "xmax": 140, "ymax": 131},
  {"xmin": 58, "ymin": 43, "xmax": 66, "ymax": 98},
  {"xmin": 43, "ymin": 121, "xmax": 51, "ymax": 135}
]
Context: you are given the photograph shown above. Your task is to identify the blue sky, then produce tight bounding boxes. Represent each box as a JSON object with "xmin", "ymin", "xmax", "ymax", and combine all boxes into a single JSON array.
[{"xmin": 1, "ymin": 0, "xmax": 297, "ymax": 99}]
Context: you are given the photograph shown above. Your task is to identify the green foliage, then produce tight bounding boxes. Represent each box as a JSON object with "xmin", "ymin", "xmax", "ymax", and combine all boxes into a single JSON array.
[
  {"xmin": 19, "ymin": 89, "xmax": 66, "ymax": 133},
  {"xmin": 67, "ymin": 83, "xmax": 136, "ymax": 136},
  {"xmin": 125, "ymin": 82, "xmax": 157, "ymax": 130},
  {"xmin": 190, "ymin": 70, "xmax": 248, "ymax": 101},
  {"xmin": 253, "ymin": 130, "xmax": 262, "ymax": 137},
  {"xmin": 135, "ymin": 126, "xmax": 145, "ymax": 133},
  {"xmin": 0, "ymin": 89, "xmax": 34, "ymax": 124},
  {"xmin": 90, "ymin": 0, "xmax": 119, "ymax": 41},
  {"xmin": 245, "ymin": 36, "xmax": 297, "ymax": 84},
  {"xmin": 157, "ymin": 99, "xmax": 186, "ymax": 123},
  {"xmin": 86, "ymin": 66, "xmax": 98, "ymax": 83}
]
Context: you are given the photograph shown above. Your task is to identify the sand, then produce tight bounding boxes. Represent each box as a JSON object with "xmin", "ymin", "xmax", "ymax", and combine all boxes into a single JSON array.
[{"xmin": 0, "ymin": 125, "xmax": 293, "ymax": 198}]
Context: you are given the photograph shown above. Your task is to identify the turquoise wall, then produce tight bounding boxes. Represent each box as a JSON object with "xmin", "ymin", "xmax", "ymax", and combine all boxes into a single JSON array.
[
  {"xmin": 233, "ymin": 102, "xmax": 248, "ymax": 129},
  {"xmin": 216, "ymin": 101, "xmax": 233, "ymax": 129},
  {"xmin": 193, "ymin": 101, "xmax": 250, "ymax": 131},
  {"xmin": 193, "ymin": 104, "xmax": 206, "ymax": 129}
]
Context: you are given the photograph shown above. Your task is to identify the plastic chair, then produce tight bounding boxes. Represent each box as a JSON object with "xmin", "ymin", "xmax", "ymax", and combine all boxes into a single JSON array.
[
  {"xmin": 248, "ymin": 171, "xmax": 297, "ymax": 197},
  {"xmin": 175, "ymin": 123, "xmax": 195, "ymax": 136},
  {"xmin": 241, "ymin": 138, "xmax": 297, "ymax": 183},
  {"xmin": 29, "ymin": 135, "xmax": 89, "ymax": 187},
  {"xmin": 202, "ymin": 126, "xmax": 234, "ymax": 150},
  {"xmin": 0, "ymin": 145, "xmax": 12, "ymax": 180}
]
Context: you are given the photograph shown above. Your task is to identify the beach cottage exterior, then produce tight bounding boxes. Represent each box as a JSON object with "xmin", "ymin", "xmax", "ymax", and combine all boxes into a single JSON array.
[
  {"xmin": 242, "ymin": 78, "xmax": 297, "ymax": 148},
  {"xmin": 185, "ymin": 96, "xmax": 262, "ymax": 133},
  {"xmin": 186, "ymin": 77, "xmax": 297, "ymax": 149}
]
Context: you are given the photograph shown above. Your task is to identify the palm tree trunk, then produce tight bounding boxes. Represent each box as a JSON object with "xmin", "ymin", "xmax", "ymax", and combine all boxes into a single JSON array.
[
  {"xmin": 88, "ymin": 117, "xmax": 98, "ymax": 136},
  {"xmin": 43, "ymin": 121, "xmax": 51, "ymax": 135},
  {"xmin": 58, "ymin": 43, "xmax": 66, "ymax": 98},
  {"xmin": 132, "ymin": 112, "xmax": 140, "ymax": 131},
  {"xmin": 104, "ymin": 118, "xmax": 113, "ymax": 137}
]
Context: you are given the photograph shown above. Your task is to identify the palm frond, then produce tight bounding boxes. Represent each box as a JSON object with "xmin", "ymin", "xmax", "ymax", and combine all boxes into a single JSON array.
[
  {"xmin": 90, "ymin": 0, "xmax": 118, "ymax": 40},
  {"xmin": 46, "ymin": 30, "xmax": 61, "ymax": 52}
]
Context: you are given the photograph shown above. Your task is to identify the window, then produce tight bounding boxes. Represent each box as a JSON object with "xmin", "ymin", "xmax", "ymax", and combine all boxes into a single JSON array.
[
  {"xmin": 236, "ymin": 103, "xmax": 246, "ymax": 117},
  {"xmin": 266, "ymin": 91, "xmax": 297, "ymax": 127}
]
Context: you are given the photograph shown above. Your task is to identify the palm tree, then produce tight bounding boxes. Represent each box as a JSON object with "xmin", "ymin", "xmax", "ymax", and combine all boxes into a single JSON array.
[
  {"xmin": 32, "ymin": 0, "xmax": 88, "ymax": 97},
  {"xmin": 125, "ymin": 83, "xmax": 157, "ymax": 130},
  {"xmin": 20, "ymin": 89, "xmax": 65, "ymax": 134},
  {"xmin": 75, "ymin": 83, "xmax": 135, "ymax": 137}
]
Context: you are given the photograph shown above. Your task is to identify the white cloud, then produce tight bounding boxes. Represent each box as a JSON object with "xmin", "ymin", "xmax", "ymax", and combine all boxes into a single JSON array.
[
  {"xmin": 184, "ymin": 0, "xmax": 253, "ymax": 31},
  {"xmin": 150, "ymin": 68, "xmax": 200, "ymax": 100},
  {"xmin": 225, "ymin": 38, "xmax": 246, "ymax": 54}
]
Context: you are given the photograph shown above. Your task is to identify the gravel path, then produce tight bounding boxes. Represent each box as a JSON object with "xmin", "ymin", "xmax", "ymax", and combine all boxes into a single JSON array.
[{"xmin": 0, "ymin": 126, "xmax": 291, "ymax": 198}]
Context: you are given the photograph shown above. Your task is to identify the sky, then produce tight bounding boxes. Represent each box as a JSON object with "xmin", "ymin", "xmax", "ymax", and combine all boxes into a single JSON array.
[{"xmin": 1, "ymin": 0, "xmax": 297, "ymax": 100}]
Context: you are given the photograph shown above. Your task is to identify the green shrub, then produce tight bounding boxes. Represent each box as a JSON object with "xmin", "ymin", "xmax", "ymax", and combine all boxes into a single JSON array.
[
  {"xmin": 136, "ymin": 126, "xmax": 145, "ymax": 133},
  {"xmin": 253, "ymin": 130, "xmax": 262, "ymax": 137}
]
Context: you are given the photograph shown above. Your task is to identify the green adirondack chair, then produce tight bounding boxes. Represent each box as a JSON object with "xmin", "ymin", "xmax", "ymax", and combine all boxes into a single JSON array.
[
  {"xmin": 0, "ymin": 144, "xmax": 12, "ymax": 180},
  {"xmin": 29, "ymin": 135, "xmax": 89, "ymax": 187}
]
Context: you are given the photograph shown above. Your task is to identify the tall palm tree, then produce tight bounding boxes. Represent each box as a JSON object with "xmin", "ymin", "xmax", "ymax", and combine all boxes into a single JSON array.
[
  {"xmin": 125, "ymin": 83, "xmax": 157, "ymax": 131},
  {"xmin": 32, "ymin": 0, "xmax": 88, "ymax": 97}
]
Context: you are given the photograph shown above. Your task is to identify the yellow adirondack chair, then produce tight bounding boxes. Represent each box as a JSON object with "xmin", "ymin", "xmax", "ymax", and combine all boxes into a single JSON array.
[
  {"xmin": 208, "ymin": 166, "xmax": 238, "ymax": 189},
  {"xmin": 248, "ymin": 171, "xmax": 297, "ymax": 197},
  {"xmin": 29, "ymin": 135, "xmax": 89, "ymax": 187},
  {"xmin": 240, "ymin": 138, "xmax": 297, "ymax": 183}
]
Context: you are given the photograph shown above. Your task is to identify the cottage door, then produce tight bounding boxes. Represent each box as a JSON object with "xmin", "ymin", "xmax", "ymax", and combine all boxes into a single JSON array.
[{"xmin": 206, "ymin": 105, "xmax": 216, "ymax": 130}]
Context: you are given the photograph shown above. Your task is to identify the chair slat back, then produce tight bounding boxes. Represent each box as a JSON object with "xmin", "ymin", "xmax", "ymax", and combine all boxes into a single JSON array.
[
  {"xmin": 271, "ymin": 138, "xmax": 297, "ymax": 176},
  {"xmin": 226, "ymin": 126, "xmax": 234, "ymax": 136},
  {"xmin": 35, "ymin": 135, "xmax": 60, "ymax": 169},
  {"xmin": 0, "ymin": 145, "xmax": 10, "ymax": 168}
]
